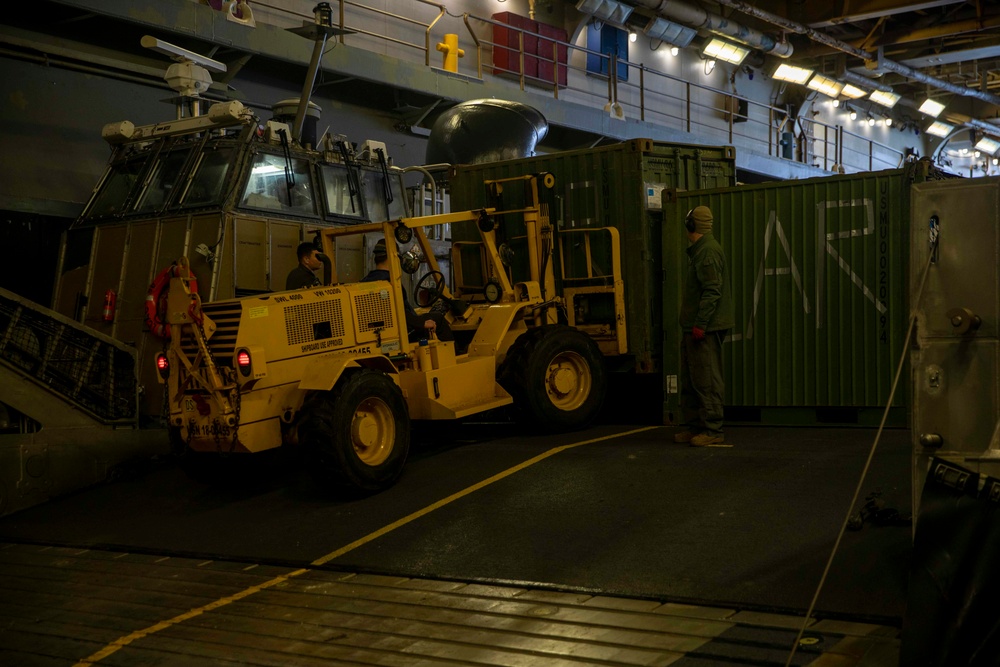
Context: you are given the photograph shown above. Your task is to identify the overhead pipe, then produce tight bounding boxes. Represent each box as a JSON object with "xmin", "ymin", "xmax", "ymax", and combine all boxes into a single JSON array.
[
  {"xmin": 712, "ymin": 0, "xmax": 1000, "ymax": 108},
  {"xmin": 839, "ymin": 69, "xmax": 894, "ymax": 94},
  {"xmin": 873, "ymin": 49, "xmax": 1000, "ymax": 107},
  {"xmin": 948, "ymin": 115, "xmax": 1000, "ymax": 136},
  {"xmin": 631, "ymin": 1, "xmax": 793, "ymax": 57}
]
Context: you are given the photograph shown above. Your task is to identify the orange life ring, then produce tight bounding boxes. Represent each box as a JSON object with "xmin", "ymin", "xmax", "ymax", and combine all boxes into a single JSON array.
[{"xmin": 145, "ymin": 264, "xmax": 199, "ymax": 338}]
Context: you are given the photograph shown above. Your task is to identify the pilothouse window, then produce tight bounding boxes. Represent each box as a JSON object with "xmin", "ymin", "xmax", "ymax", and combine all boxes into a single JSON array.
[
  {"xmin": 240, "ymin": 153, "xmax": 316, "ymax": 216},
  {"xmin": 86, "ymin": 156, "xmax": 148, "ymax": 218},
  {"xmin": 135, "ymin": 149, "xmax": 191, "ymax": 212},
  {"xmin": 359, "ymin": 170, "xmax": 407, "ymax": 222},
  {"xmin": 320, "ymin": 164, "xmax": 364, "ymax": 218},
  {"xmin": 184, "ymin": 147, "xmax": 235, "ymax": 206}
]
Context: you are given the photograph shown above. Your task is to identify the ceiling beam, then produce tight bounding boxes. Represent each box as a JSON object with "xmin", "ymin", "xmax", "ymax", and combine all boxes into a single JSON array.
[
  {"xmin": 769, "ymin": 0, "xmax": 966, "ymax": 29},
  {"xmin": 713, "ymin": 0, "xmax": 1000, "ymax": 107}
]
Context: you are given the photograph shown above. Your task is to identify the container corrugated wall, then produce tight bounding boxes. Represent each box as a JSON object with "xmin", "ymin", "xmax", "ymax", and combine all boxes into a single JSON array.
[
  {"xmin": 662, "ymin": 169, "xmax": 914, "ymax": 425},
  {"xmin": 449, "ymin": 139, "xmax": 736, "ymax": 372}
]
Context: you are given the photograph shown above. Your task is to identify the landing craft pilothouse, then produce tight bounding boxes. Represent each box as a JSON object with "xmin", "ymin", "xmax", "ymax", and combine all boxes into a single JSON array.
[{"xmin": 54, "ymin": 16, "xmax": 416, "ymax": 418}]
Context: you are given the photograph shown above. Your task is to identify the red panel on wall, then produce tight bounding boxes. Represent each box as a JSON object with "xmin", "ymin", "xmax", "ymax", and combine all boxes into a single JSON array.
[
  {"xmin": 537, "ymin": 22, "xmax": 568, "ymax": 87},
  {"xmin": 492, "ymin": 12, "xmax": 538, "ymax": 79}
]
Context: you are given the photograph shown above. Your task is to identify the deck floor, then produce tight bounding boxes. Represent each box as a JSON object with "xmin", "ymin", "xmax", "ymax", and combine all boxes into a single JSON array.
[
  {"xmin": 0, "ymin": 422, "xmax": 914, "ymax": 665},
  {"xmin": 0, "ymin": 543, "xmax": 899, "ymax": 666}
]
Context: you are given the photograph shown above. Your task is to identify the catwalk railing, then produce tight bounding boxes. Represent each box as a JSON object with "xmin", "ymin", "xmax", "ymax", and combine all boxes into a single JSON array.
[{"xmin": 248, "ymin": 0, "xmax": 906, "ymax": 174}]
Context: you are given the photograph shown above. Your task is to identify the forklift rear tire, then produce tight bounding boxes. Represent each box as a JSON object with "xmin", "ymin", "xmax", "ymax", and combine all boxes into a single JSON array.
[
  {"xmin": 498, "ymin": 325, "xmax": 607, "ymax": 432},
  {"xmin": 300, "ymin": 369, "xmax": 411, "ymax": 496}
]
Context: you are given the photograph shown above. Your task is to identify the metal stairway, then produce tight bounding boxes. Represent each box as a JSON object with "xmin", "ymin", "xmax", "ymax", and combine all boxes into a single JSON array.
[{"xmin": 0, "ymin": 287, "xmax": 168, "ymax": 517}]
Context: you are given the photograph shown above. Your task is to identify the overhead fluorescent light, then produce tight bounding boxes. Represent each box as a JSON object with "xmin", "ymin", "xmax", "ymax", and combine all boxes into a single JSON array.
[
  {"xmin": 918, "ymin": 99, "xmax": 946, "ymax": 117},
  {"xmin": 643, "ymin": 17, "xmax": 696, "ymax": 48},
  {"xmin": 807, "ymin": 74, "xmax": 843, "ymax": 98},
  {"xmin": 869, "ymin": 90, "xmax": 901, "ymax": 108},
  {"xmin": 841, "ymin": 84, "xmax": 867, "ymax": 99},
  {"xmin": 927, "ymin": 121, "xmax": 954, "ymax": 137},
  {"xmin": 975, "ymin": 137, "xmax": 1000, "ymax": 154},
  {"xmin": 772, "ymin": 64, "xmax": 812, "ymax": 84},
  {"xmin": 702, "ymin": 38, "xmax": 749, "ymax": 65},
  {"xmin": 575, "ymin": 0, "xmax": 633, "ymax": 26}
]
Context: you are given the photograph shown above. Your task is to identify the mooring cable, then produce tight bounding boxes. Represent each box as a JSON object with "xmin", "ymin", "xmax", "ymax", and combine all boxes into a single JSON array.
[{"xmin": 785, "ymin": 231, "xmax": 938, "ymax": 666}]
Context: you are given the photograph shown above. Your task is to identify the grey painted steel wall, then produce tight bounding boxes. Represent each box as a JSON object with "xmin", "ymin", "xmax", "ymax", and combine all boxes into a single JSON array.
[
  {"xmin": 663, "ymin": 168, "xmax": 921, "ymax": 424},
  {"xmin": 909, "ymin": 176, "xmax": 1000, "ymax": 512}
]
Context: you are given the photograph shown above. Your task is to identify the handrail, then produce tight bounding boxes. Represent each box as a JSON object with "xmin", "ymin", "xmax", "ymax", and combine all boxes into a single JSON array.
[{"xmin": 249, "ymin": 1, "xmax": 903, "ymax": 175}]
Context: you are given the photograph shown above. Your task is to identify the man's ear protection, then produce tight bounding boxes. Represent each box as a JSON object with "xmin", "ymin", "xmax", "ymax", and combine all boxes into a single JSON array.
[{"xmin": 685, "ymin": 209, "xmax": 696, "ymax": 233}]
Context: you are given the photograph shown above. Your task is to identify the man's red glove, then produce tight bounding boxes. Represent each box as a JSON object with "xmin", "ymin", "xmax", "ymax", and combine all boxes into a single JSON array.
[{"xmin": 691, "ymin": 326, "xmax": 706, "ymax": 341}]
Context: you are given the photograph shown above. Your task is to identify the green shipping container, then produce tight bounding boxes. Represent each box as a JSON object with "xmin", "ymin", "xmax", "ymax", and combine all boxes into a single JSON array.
[
  {"xmin": 661, "ymin": 165, "xmax": 941, "ymax": 426},
  {"xmin": 449, "ymin": 139, "xmax": 737, "ymax": 374}
]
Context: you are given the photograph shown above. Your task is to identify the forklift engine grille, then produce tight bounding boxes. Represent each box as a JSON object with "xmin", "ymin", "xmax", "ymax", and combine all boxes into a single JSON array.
[
  {"xmin": 354, "ymin": 289, "xmax": 395, "ymax": 333},
  {"xmin": 180, "ymin": 301, "xmax": 241, "ymax": 365},
  {"xmin": 285, "ymin": 300, "xmax": 346, "ymax": 346}
]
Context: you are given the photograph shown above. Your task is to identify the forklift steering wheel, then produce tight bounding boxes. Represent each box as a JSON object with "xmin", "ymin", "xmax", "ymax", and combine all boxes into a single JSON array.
[{"xmin": 414, "ymin": 271, "xmax": 446, "ymax": 308}]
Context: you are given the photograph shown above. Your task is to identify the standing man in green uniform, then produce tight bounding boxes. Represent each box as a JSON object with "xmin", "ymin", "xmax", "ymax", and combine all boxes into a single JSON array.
[{"xmin": 675, "ymin": 205, "xmax": 734, "ymax": 447}]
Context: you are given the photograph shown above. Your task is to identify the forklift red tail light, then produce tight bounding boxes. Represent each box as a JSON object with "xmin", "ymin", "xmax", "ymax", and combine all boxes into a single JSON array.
[
  {"xmin": 236, "ymin": 349, "xmax": 252, "ymax": 377},
  {"xmin": 155, "ymin": 353, "xmax": 170, "ymax": 379}
]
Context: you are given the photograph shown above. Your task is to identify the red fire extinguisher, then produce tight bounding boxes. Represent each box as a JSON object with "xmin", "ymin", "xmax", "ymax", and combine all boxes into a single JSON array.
[{"xmin": 103, "ymin": 289, "xmax": 117, "ymax": 322}]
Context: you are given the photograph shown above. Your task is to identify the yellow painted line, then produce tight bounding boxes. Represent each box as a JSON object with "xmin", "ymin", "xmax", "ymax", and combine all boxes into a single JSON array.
[
  {"xmin": 72, "ymin": 568, "xmax": 310, "ymax": 667},
  {"xmin": 309, "ymin": 426, "xmax": 658, "ymax": 566},
  {"xmin": 73, "ymin": 425, "xmax": 657, "ymax": 665}
]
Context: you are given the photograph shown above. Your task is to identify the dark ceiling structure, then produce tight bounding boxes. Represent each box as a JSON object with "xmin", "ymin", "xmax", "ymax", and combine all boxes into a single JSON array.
[{"xmin": 634, "ymin": 0, "xmax": 1000, "ymax": 134}]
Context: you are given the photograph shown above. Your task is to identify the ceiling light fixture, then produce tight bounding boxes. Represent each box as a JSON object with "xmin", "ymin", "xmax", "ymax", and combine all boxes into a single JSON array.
[
  {"xmin": 841, "ymin": 84, "xmax": 867, "ymax": 99},
  {"xmin": 867, "ymin": 116, "xmax": 876, "ymax": 127},
  {"xmin": 975, "ymin": 137, "xmax": 1000, "ymax": 154},
  {"xmin": 642, "ymin": 17, "xmax": 696, "ymax": 48},
  {"xmin": 702, "ymin": 38, "xmax": 749, "ymax": 65},
  {"xmin": 850, "ymin": 110, "xmax": 858, "ymax": 120},
  {"xmin": 575, "ymin": 0, "xmax": 633, "ymax": 26},
  {"xmin": 927, "ymin": 121, "xmax": 954, "ymax": 137},
  {"xmin": 918, "ymin": 99, "xmax": 946, "ymax": 117},
  {"xmin": 772, "ymin": 63, "xmax": 813, "ymax": 84},
  {"xmin": 885, "ymin": 117, "xmax": 892, "ymax": 127},
  {"xmin": 705, "ymin": 59, "xmax": 716, "ymax": 74},
  {"xmin": 670, "ymin": 46, "xmax": 679, "ymax": 56},
  {"xmin": 807, "ymin": 74, "xmax": 843, "ymax": 98},
  {"xmin": 629, "ymin": 31, "xmax": 637, "ymax": 43},
  {"xmin": 869, "ymin": 90, "xmax": 901, "ymax": 108}
]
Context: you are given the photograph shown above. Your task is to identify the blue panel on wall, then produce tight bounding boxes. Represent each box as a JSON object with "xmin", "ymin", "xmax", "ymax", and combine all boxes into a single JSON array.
[{"xmin": 585, "ymin": 22, "xmax": 628, "ymax": 82}]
